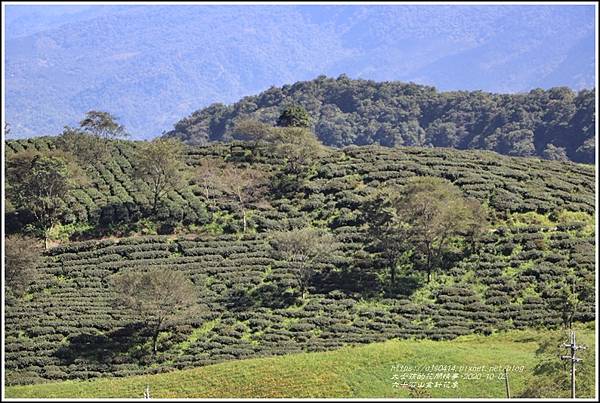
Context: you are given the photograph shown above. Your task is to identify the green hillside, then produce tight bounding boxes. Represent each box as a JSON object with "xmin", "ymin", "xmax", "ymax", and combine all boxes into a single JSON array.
[
  {"xmin": 4, "ymin": 137, "xmax": 595, "ymax": 390},
  {"xmin": 5, "ymin": 327, "xmax": 596, "ymax": 398},
  {"xmin": 5, "ymin": 136, "xmax": 595, "ymax": 234},
  {"xmin": 164, "ymin": 76, "xmax": 595, "ymax": 163}
]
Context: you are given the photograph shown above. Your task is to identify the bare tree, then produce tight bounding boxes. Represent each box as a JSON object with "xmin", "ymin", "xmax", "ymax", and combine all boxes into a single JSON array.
[
  {"xmin": 195, "ymin": 157, "xmax": 224, "ymax": 205},
  {"xmin": 213, "ymin": 164, "xmax": 268, "ymax": 232}
]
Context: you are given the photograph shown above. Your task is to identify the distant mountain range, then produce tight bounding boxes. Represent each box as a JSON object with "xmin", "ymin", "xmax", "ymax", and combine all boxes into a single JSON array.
[{"xmin": 4, "ymin": 4, "xmax": 595, "ymax": 139}]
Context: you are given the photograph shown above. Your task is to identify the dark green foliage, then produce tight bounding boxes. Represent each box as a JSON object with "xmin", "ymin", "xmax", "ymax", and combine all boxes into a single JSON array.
[
  {"xmin": 276, "ymin": 104, "xmax": 312, "ymax": 128},
  {"xmin": 164, "ymin": 77, "xmax": 595, "ymax": 163},
  {"xmin": 4, "ymin": 235, "xmax": 42, "ymax": 296},
  {"xmin": 5, "ymin": 148, "xmax": 88, "ymax": 244}
]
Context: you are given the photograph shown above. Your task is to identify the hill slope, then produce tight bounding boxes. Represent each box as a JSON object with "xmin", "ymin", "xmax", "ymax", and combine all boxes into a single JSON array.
[
  {"xmin": 164, "ymin": 76, "xmax": 596, "ymax": 163},
  {"xmin": 5, "ymin": 4, "xmax": 595, "ymax": 138},
  {"xmin": 5, "ymin": 327, "xmax": 596, "ymax": 398},
  {"xmin": 4, "ymin": 138, "xmax": 595, "ymax": 387}
]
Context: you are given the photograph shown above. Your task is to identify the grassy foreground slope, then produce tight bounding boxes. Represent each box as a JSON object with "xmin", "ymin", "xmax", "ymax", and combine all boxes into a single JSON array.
[{"xmin": 5, "ymin": 327, "xmax": 596, "ymax": 399}]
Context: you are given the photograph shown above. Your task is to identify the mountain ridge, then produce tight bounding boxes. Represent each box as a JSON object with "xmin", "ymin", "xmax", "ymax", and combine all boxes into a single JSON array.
[
  {"xmin": 5, "ymin": 4, "xmax": 595, "ymax": 138},
  {"xmin": 164, "ymin": 75, "xmax": 596, "ymax": 164}
]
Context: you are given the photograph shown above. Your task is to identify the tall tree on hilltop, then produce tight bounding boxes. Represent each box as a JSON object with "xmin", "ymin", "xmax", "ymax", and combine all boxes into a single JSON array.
[
  {"xmin": 55, "ymin": 111, "xmax": 129, "ymax": 165},
  {"xmin": 79, "ymin": 110, "xmax": 128, "ymax": 140}
]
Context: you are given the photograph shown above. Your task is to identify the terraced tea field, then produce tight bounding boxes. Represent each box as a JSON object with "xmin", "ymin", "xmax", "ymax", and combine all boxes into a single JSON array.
[{"xmin": 4, "ymin": 138, "xmax": 595, "ymax": 387}]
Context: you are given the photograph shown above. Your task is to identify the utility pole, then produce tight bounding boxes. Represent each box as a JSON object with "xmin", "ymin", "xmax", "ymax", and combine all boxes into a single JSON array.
[
  {"xmin": 560, "ymin": 330, "xmax": 587, "ymax": 398},
  {"xmin": 503, "ymin": 368, "xmax": 511, "ymax": 398}
]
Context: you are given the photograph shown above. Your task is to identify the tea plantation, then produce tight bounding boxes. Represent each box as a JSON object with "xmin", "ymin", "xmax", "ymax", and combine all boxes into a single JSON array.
[
  {"xmin": 4, "ymin": 137, "xmax": 596, "ymax": 387},
  {"xmin": 6, "ymin": 326, "xmax": 596, "ymax": 398}
]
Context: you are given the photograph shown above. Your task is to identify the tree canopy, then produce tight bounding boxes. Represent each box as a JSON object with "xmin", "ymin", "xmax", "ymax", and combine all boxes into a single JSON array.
[
  {"xmin": 270, "ymin": 227, "xmax": 337, "ymax": 299},
  {"xmin": 133, "ymin": 138, "xmax": 187, "ymax": 214},
  {"xmin": 111, "ymin": 267, "xmax": 197, "ymax": 355},
  {"xmin": 79, "ymin": 110, "xmax": 128, "ymax": 141},
  {"xmin": 5, "ymin": 149, "xmax": 87, "ymax": 247},
  {"xmin": 5, "ymin": 234, "xmax": 42, "ymax": 296},
  {"xmin": 165, "ymin": 76, "xmax": 595, "ymax": 164},
  {"xmin": 366, "ymin": 176, "xmax": 486, "ymax": 284},
  {"xmin": 276, "ymin": 104, "xmax": 312, "ymax": 128}
]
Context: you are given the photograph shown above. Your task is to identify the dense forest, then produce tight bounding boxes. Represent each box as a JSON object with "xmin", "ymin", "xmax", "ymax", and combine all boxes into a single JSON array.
[
  {"xmin": 164, "ymin": 76, "xmax": 595, "ymax": 163},
  {"xmin": 4, "ymin": 130, "xmax": 595, "ymax": 387}
]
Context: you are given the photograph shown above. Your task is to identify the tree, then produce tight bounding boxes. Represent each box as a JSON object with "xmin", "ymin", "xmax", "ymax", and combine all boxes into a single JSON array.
[
  {"xmin": 5, "ymin": 150, "xmax": 86, "ymax": 248},
  {"xmin": 276, "ymin": 104, "xmax": 312, "ymax": 128},
  {"xmin": 195, "ymin": 158, "xmax": 269, "ymax": 232},
  {"xmin": 111, "ymin": 267, "xmax": 197, "ymax": 355},
  {"xmin": 576, "ymin": 137, "xmax": 595, "ymax": 164},
  {"xmin": 78, "ymin": 111, "xmax": 128, "ymax": 159},
  {"xmin": 270, "ymin": 127, "xmax": 325, "ymax": 176},
  {"xmin": 215, "ymin": 165, "xmax": 268, "ymax": 232},
  {"xmin": 395, "ymin": 177, "xmax": 484, "ymax": 283},
  {"xmin": 543, "ymin": 144, "xmax": 569, "ymax": 161},
  {"xmin": 195, "ymin": 157, "xmax": 223, "ymax": 205},
  {"xmin": 231, "ymin": 119, "xmax": 275, "ymax": 143},
  {"xmin": 232, "ymin": 120, "xmax": 325, "ymax": 178},
  {"xmin": 464, "ymin": 198, "xmax": 490, "ymax": 254},
  {"xmin": 55, "ymin": 126, "xmax": 107, "ymax": 166},
  {"xmin": 5, "ymin": 235, "xmax": 42, "ymax": 296},
  {"xmin": 133, "ymin": 138, "xmax": 187, "ymax": 214},
  {"xmin": 79, "ymin": 110, "xmax": 128, "ymax": 140},
  {"xmin": 367, "ymin": 177, "xmax": 484, "ymax": 284},
  {"xmin": 270, "ymin": 227, "xmax": 336, "ymax": 299},
  {"xmin": 363, "ymin": 188, "xmax": 408, "ymax": 286},
  {"xmin": 546, "ymin": 279, "xmax": 581, "ymax": 329}
]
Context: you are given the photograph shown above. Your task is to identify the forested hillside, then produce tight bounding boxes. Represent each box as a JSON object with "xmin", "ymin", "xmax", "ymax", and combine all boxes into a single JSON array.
[
  {"xmin": 164, "ymin": 76, "xmax": 595, "ymax": 163},
  {"xmin": 4, "ymin": 136, "xmax": 595, "ymax": 386}
]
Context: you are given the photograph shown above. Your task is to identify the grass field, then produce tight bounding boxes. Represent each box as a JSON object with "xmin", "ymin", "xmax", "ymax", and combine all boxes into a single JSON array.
[{"xmin": 5, "ymin": 326, "xmax": 595, "ymax": 399}]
